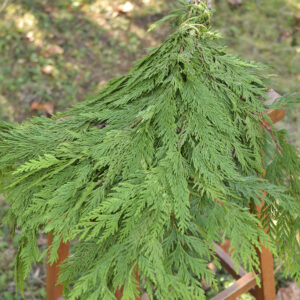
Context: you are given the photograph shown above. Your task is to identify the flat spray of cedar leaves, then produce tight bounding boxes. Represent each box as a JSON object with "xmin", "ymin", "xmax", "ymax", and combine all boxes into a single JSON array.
[{"xmin": 0, "ymin": 1, "xmax": 299, "ymax": 299}]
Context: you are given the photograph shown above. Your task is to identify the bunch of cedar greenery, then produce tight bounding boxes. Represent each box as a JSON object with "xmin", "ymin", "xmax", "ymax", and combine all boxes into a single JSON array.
[{"xmin": 0, "ymin": 0, "xmax": 299, "ymax": 299}]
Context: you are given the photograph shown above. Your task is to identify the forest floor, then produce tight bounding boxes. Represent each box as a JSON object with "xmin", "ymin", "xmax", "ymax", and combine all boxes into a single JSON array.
[{"xmin": 0, "ymin": 0, "xmax": 299, "ymax": 299}]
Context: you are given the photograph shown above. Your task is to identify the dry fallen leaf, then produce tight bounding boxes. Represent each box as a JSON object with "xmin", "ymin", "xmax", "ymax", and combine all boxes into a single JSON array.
[
  {"xmin": 31, "ymin": 102, "xmax": 54, "ymax": 115},
  {"xmin": 25, "ymin": 31, "xmax": 34, "ymax": 42},
  {"xmin": 44, "ymin": 5, "xmax": 53, "ymax": 14},
  {"xmin": 118, "ymin": 1, "xmax": 134, "ymax": 13},
  {"xmin": 42, "ymin": 65, "xmax": 54, "ymax": 74},
  {"xmin": 44, "ymin": 44, "xmax": 64, "ymax": 56},
  {"xmin": 43, "ymin": 102, "xmax": 54, "ymax": 114},
  {"xmin": 31, "ymin": 102, "xmax": 43, "ymax": 111}
]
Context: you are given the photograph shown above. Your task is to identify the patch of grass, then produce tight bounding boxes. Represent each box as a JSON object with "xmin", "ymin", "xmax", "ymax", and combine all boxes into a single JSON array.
[
  {"xmin": 213, "ymin": 0, "xmax": 300, "ymax": 146},
  {"xmin": 214, "ymin": 0, "xmax": 300, "ymax": 93},
  {"xmin": 0, "ymin": 0, "xmax": 171, "ymax": 121}
]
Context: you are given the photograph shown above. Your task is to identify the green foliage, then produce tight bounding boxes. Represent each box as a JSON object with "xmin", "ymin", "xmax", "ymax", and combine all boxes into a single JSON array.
[{"xmin": 0, "ymin": 2, "xmax": 299, "ymax": 299}]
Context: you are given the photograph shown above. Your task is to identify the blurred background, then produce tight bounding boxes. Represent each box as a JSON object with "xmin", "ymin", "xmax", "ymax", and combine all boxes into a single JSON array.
[{"xmin": 0, "ymin": 0, "xmax": 299, "ymax": 299}]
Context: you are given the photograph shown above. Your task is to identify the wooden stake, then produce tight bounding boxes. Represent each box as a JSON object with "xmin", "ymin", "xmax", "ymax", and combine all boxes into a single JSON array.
[
  {"xmin": 250, "ymin": 89, "xmax": 281, "ymax": 300},
  {"xmin": 253, "ymin": 245, "xmax": 276, "ymax": 300},
  {"xmin": 211, "ymin": 273, "xmax": 257, "ymax": 300},
  {"xmin": 46, "ymin": 233, "xmax": 69, "ymax": 300}
]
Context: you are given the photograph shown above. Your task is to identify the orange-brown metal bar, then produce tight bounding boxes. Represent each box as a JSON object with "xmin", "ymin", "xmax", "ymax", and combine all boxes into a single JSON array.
[{"xmin": 46, "ymin": 232, "xmax": 69, "ymax": 300}]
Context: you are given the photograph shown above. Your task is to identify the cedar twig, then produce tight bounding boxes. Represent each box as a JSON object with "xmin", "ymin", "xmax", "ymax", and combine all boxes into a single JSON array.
[
  {"xmin": 193, "ymin": 0, "xmax": 213, "ymax": 10},
  {"xmin": 129, "ymin": 117, "xmax": 143, "ymax": 129},
  {"xmin": 176, "ymin": 112, "xmax": 187, "ymax": 148},
  {"xmin": 259, "ymin": 121, "xmax": 283, "ymax": 154}
]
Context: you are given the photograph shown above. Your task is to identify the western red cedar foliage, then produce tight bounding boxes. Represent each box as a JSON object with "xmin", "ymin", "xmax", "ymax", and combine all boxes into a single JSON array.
[{"xmin": 0, "ymin": 1, "xmax": 299, "ymax": 299}]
